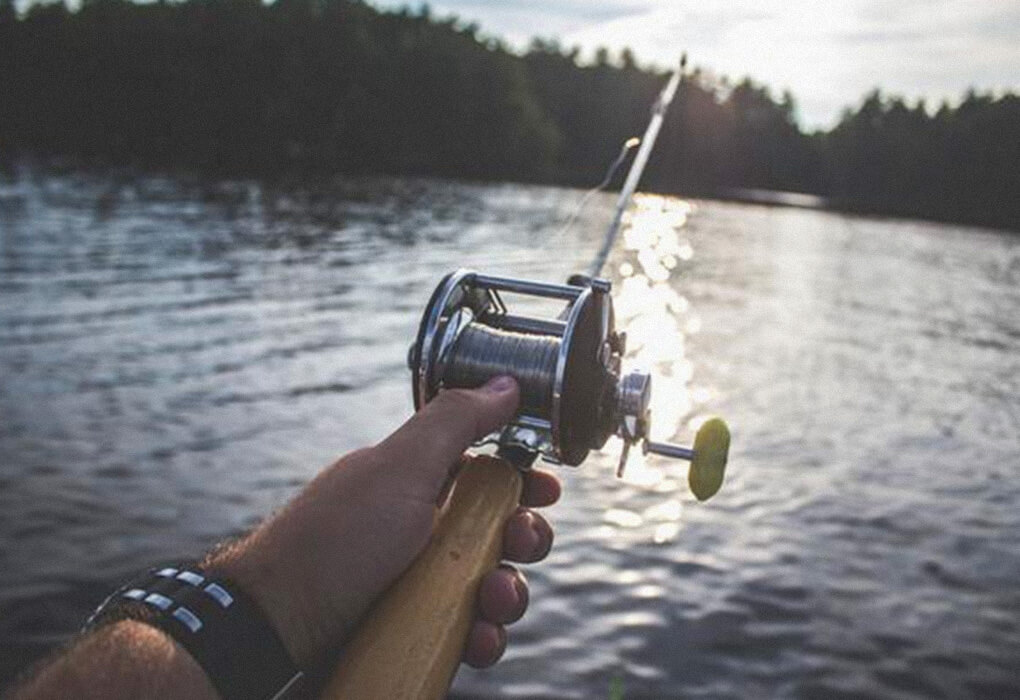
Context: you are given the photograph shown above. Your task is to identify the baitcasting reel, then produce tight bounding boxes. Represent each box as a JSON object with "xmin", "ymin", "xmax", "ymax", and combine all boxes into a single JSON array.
[{"xmin": 408, "ymin": 270, "xmax": 729, "ymax": 500}]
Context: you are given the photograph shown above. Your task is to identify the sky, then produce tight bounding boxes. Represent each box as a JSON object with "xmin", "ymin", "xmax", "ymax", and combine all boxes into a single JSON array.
[{"xmin": 372, "ymin": 0, "xmax": 1020, "ymax": 129}]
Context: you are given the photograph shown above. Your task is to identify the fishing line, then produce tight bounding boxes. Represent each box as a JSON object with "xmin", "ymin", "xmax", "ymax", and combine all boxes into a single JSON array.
[
  {"xmin": 444, "ymin": 321, "xmax": 560, "ymax": 416},
  {"xmin": 554, "ymin": 136, "xmax": 641, "ymax": 241}
]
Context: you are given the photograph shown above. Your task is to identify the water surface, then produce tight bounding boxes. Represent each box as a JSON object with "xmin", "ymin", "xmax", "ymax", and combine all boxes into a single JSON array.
[{"xmin": 1, "ymin": 169, "xmax": 1018, "ymax": 697}]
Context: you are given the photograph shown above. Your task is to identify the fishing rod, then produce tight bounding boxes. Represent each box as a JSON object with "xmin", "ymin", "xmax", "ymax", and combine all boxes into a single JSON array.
[
  {"xmin": 591, "ymin": 53, "xmax": 687, "ymax": 278},
  {"xmin": 319, "ymin": 53, "xmax": 728, "ymax": 700}
]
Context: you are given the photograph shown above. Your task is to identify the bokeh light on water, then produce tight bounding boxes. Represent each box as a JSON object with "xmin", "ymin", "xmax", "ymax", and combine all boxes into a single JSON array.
[{"xmin": 612, "ymin": 193, "xmax": 700, "ymax": 491}]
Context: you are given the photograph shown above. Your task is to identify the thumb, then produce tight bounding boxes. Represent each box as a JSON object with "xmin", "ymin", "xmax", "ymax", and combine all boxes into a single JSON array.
[{"xmin": 373, "ymin": 376, "xmax": 520, "ymax": 497}]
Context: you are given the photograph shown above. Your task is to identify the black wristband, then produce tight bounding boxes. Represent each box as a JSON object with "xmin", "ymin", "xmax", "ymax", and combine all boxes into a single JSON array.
[{"xmin": 85, "ymin": 565, "xmax": 303, "ymax": 700}]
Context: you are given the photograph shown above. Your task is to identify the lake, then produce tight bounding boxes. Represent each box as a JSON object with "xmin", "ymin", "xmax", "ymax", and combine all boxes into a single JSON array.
[{"xmin": 1, "ymin": 168, "xmax": 1018, "ymax": 698}]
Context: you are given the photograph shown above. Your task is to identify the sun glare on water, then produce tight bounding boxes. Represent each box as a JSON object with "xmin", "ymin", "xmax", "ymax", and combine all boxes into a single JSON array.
[{"xmin": 610, "ymin": 194, "xmax": 709, "ymax": 490}]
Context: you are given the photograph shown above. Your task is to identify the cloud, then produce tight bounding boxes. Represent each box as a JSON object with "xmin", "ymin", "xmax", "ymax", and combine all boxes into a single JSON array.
[
  {"xmin": 557, "ymin": 0, "xmax": 1020, "ymax": 127},
  {"xmin": 385, "ymin": 0, "xmax": 651, "ymax": 44},
  {"xmin": 428, "ymin": 0, "xmax": 649, "ymax": 23}
]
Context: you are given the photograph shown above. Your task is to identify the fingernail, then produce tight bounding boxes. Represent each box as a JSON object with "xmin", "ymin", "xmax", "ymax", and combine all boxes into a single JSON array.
[
  {"xmin": 500, "ymin": 564, "xmax": 528, "ymax": 605},
  {"xmin": 523, "ymin": 514, "xmax": 541, "ymax": 554},
  {"xmin": 484, "ymin": 375, "xmax": 517, "ymax": 393},
  {"xmin": 514, "ymin": 575, "xmax": 529, "ymax": 610},
  {"xmin": 530, "ymin": 523, "xmax": 542, "ymax": 554},
  {"xmin": 530, "ymin": 518, "xmax": 551, "ymax": 560}
]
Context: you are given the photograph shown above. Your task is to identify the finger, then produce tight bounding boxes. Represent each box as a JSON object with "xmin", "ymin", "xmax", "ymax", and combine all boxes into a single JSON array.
[
  {"xmin": 374, "ymin": 376, "xmax": 519, "ymax": 500},
  {"xmin": 503, "ymin": 507, "xmax": 554, "ymax": 563},
  {"xmin": 521, "ymin": 469, "xmax": 561, "ymax": 508},
  {"xmin": 477, "ymin": 565, "xmax": 528, "ymax": 625},
  {"xmin": 462, "ymin": 620, "xmax": 507, "ymax": 668}
]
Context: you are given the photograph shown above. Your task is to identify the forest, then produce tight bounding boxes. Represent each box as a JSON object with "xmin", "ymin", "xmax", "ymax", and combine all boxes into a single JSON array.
[{"xmin": 1, "ymin": 0, "xmax": 1017, "ymax": 230}]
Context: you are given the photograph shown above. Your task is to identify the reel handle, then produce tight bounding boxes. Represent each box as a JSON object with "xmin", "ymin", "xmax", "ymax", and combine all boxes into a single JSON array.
[
  {"xmin": 645, "ymin": 417, "xmax": 731, "ymax": 501},
  {"xmin": 319, "ymin": 455, "xmax": 523, "ymax": 700}
]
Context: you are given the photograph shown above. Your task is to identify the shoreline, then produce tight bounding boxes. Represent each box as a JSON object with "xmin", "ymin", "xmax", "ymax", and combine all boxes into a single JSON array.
[{"xmin": 2, "ymin": 158, "xmax": 1017, "ymax": 235}]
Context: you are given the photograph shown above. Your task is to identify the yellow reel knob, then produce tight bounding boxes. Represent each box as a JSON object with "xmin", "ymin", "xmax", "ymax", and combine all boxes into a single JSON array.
[{"xmin": 688, "ymin": 417, "xmax": 730, "ymax": 501}]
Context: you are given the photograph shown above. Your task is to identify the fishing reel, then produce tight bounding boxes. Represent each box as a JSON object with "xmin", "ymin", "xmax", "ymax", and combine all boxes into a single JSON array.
[{"xmin": 408, "ymin": 270, "xmax": 729, "ymax": 500}]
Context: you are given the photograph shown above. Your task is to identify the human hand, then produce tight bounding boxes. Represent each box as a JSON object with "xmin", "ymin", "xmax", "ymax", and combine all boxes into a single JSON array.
[{"xmin": 204, "ymin": 376, "xmax": 560, "ymax": 669}]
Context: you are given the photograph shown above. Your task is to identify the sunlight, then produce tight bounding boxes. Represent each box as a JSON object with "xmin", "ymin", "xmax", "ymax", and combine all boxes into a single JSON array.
[
  {"xmin": 604, "ymin": 508, "xmax": 644, "ymax": 528},
  {"xmin": 610, "ymin": 194, "xmax": 700, "ymax": 488}
]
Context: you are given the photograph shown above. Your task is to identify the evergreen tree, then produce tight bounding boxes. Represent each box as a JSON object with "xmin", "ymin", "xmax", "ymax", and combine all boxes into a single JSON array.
[{"xmin": 0, "ymin": 0, "xmax": 1016, "ymax": 229}]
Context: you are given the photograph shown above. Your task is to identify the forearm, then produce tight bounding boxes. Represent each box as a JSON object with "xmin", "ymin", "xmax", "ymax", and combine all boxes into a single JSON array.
[
  {"xmin": 11, "ymin": 379, "xmax": 550, "ymax": 698},
  {"xmin": 11, "ymin": 621, "xmax": 218, "ymax": 700}
]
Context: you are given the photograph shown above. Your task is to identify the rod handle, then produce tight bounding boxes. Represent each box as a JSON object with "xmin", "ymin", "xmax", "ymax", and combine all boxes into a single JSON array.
[{"xmin": 318, "ymin": 455, "xmax": 523, "ymax": 700}]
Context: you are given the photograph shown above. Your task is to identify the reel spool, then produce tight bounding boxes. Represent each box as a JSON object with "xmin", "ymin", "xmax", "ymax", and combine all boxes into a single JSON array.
[{"xmin": 408, "ymin": 269, "xmax": 729, "ymax": 499}]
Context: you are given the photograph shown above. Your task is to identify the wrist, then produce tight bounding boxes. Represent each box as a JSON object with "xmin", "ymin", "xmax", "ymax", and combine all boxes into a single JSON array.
[
  {"xmin": 202, "ymin": 533, "xmax": 324, "ymax": 669},
  {"xmin": 79, "ymin": 564, "xmax": 304, "ymax": 700}
]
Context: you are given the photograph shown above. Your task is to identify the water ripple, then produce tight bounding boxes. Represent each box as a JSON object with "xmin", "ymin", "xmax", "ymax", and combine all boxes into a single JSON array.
[{"xmin": 1, "ymin": 171, "xmax": 1019, "ymax": 697}]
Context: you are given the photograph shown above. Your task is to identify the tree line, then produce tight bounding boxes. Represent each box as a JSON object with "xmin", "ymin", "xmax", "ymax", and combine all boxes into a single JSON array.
[{"xmin": 1, "ymin": 0, "xmax": 1017, "ymax": 230}]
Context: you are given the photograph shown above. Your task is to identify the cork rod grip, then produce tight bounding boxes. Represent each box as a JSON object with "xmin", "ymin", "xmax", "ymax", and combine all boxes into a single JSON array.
[{"xmin": 319, "ymin": 455, "xmax": 524, "ymax": 699}]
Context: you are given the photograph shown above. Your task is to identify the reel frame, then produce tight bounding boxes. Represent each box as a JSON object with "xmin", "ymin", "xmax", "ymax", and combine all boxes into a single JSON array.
[
  {"xmin": 410, "ymin": 269, "xmax": 615, "ymax": 466},
  {"xmin": 408, "ymin": 269, "xmax": 729, "ymax": 497}
]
